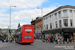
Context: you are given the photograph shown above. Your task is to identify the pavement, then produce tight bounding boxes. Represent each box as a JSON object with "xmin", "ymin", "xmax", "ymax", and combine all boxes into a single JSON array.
[
  {"xmin": 0, "ymin": 39, "xmax": 75, "ymax": 49},
  {"xmin": 0, "ymin": 41, "xmax": 15, "ymax": 48},
  {"xmin": 35, "ymin": 39, "xmax": 75, "ymax": 46}
]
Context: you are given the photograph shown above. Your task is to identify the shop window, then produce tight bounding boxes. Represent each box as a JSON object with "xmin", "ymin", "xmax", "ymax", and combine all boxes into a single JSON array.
[
  {"xmin": 70, "ymin": 19, "xmax": 72, "ymax": 26},
  {"xmin": 59, "ymin": 20, "xmax": 61, "ymax": 27},
  {"xmin": 63, "ymin": 19, "xmax": 68, "ymax": 26},
  {"xmin": 50, "ymin": 23, "xmax": 52, "ymax": 29},
  {"xmin": 55, "ymin": 21, "xmax": 58, "ymax": 28}
]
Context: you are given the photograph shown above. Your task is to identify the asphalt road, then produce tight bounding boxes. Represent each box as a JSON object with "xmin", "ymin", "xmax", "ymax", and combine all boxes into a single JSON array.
[{"xmin": 0, "ymin": 40, "xmax": 75, "ymax": 50}]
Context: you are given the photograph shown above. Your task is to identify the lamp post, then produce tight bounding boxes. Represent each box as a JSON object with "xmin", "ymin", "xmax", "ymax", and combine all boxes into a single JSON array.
[
  {"xmin": 37, "ymin": 8, "xmax": 43, "ymax": 39},
  {"xmin": 37, "ymin": 8, "xmax": 43, "ymax": 17},
  {"xmin": 10, "ymin": 6, "xmax": 16, "ymax": 37}
]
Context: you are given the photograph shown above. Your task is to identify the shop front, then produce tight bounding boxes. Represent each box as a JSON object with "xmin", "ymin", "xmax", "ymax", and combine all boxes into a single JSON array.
[
  {"xmin": 73, "ymin": 33, "xmax": 75, "ymax": 42},
  {"xmin": 35, "ymin": 33, "xmax": 42, "ymax": 39},
  {"xmin": 42, "ymin": 28, "xmax": 75, "ymax": 41}
]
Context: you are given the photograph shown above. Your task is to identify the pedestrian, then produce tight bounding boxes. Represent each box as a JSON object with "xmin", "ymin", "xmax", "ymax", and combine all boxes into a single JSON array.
[
  {"xmin": 42, "ymin": 38, "xmax": 45, "ymax": 42},
  {"xmin": 48, "ymin": 37, "xmax": 50, "ymax": 42},
  {"xmin": 69, "ymin": 38, "xmax": 71, "ymax": 43},
  {"xmin": 50, "ymin": 36, "xmax": 53, "ymax": 43},
  {"xmin": 71, "ymin": 36, "xmax": 73, "ymax": 42},
  {"xmin": 58, "ymin": 37, "xmax": 61, "ymax": 45},
  {"xmin": 67, "ymin": 38, "xmax": 69, "ymax": 44},
  {"xmin": 63, "ymin": 37, "xmax": 65, "ymax": 44},
  {"xmin": 61, "ymin": 37, "xmax": 63, "ymax": 44},
  {"xmin": 45, "ymin": 37, "xmax": 48, "ymax": 43},
  {"xmin": 10, "ymin": 37, "xmax": 12, "ymax": 43},
  {"xmin": 2, "ymin": 37, "xmax": 4, "ymax": 42},
  {"xmin": 55, "ymin": 36, "xmax": 58, "ymax": 44}
]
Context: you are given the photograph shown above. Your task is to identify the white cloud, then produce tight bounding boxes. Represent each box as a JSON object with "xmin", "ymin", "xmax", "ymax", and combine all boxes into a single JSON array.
[
  {"xmin": 14, "ymin": 16, "xmax": 20, "ymax": 20},
  {"xmin": 0, "ymin": 6, "xmax": 57, "ymax": 29},
  {"xmin": 11, "ymin": 6, "xmax": 57, "ymax": 21},
  {"xmin": 0, "ymin": 0, "xmax": 46, "ymax": 9},
  {"xmin": 3, "ymin": 26, "xmax": 8, "ymax": 29},
  {"xmin": 11, "ymin": 22, "xmax": 27, "ymax": 29},
  {"xmin": 0, "ymin": 0, "xmax": 59, "ymax": 29},
  {"xmin": 0, "ymin": 18, "xmax": 8, "ymax": 21}
]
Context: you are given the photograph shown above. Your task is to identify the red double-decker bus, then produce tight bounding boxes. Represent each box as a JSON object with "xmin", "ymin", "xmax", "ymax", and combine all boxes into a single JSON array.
[{"xmin": 15, "ymin": 24, "xmax": 34, "ymax": 43}]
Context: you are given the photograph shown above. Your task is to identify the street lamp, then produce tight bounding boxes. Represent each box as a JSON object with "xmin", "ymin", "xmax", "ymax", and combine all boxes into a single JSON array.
[
  {"xmin": 10, "ymin": 6, "xmax": 16, "ymax": 36},
  {"xmin": 37, "ymin": 8, "xmax": 43, "ymax": 17},
  {"xmin": 37, "ymin": 8, "xmax": 43, "ymax": 39}
]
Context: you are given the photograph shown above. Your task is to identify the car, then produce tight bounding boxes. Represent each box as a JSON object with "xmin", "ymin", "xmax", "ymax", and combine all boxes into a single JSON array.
[{"xmin": 0, "ymin": 37, "xmax": 2, "ymax": 40}]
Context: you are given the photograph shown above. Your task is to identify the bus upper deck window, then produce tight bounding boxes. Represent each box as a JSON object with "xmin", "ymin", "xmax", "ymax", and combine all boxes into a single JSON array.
[{"xmin": 25, "ymin": 29, "xmax": 32, "ymax": 32}]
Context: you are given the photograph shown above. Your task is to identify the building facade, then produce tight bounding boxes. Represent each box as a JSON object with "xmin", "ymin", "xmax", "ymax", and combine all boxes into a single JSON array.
[
  {"xmin": 35, "ymin": 17, "xmax": 43, "ymax": 39},
  {"xmin": 43, "ymin": 5, "xmax": 75, "ymax": 41},
  {"xmin": 31, "ymin": 17, "xmax": 43, "ymax": 39}
]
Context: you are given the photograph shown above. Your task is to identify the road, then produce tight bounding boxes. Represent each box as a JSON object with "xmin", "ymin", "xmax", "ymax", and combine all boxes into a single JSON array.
[{"xmin": 0, "ymin": 40, "xmax": 75, "ymax": 50}]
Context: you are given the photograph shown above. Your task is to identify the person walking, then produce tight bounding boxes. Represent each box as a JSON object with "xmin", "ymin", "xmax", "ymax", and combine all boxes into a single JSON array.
[
  {"xmin": 67, "ymin": 38, "xmax": 69, "ymax": 44},
  {"xmin": 55, "ymin": 36, "xmax": 58, "ymax": 44},
  {"xmin": 48, "ymin": 37, "xmax": 50, "ymax": 43},
  {"xmin": 45, "ymin": 37, "xmax": 48, "ymax": 43},
  {"xmin": 2, "ymin": 37, "xmax": 4, "ymax": 42},
  {"xmin": 62, "ymin": 37, "xmax": 65, "ymax": 44},
  {"xmin": 50, "ymin": 36, "xmax": 53, "ymax": 43},
  {"xmin": 10, "ymin": 37, "xmax": 12, "ymax": 43}
]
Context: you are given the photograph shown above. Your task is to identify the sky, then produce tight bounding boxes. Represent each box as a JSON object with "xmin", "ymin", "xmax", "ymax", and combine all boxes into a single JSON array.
[{"xmin": 0, "ymin": 0, "xmax": 75, "ymax": 29}]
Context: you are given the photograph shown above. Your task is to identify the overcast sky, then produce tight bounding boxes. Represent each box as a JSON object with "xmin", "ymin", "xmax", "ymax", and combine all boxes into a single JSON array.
[{"xmin": 0, "ymin": 0, "xmax": 75, "ymax": 29}]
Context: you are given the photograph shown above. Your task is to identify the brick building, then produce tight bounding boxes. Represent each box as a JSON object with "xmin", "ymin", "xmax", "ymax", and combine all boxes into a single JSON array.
[{"xmin": 31, "ymin": 17, "xmax": 43, "ymax": 39}]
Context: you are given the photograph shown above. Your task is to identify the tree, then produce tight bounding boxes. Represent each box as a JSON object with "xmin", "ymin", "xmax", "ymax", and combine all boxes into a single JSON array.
[
  {"xmin": 12, "ymin": 34, "xmax": 15, "ymax": 38},
  {"xmin": 3, "ymin": 33, "xmax": 7, "ymax": 37}
]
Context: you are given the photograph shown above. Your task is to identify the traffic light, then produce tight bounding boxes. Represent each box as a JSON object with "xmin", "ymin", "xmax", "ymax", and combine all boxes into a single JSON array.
[
  {"xmin": 61, "ymin": 29, "xmax": 63, "ymax": 34},
  {"xmin": 9, "ymin": 29, "xmax": 11, "ymax": 33},
  {"xmin": 9, "ymin": 29, "xmax": 11, "ymax": 36}
]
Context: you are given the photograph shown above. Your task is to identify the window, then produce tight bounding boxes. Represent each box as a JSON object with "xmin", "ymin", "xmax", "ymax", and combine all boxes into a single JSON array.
[
  {"xmin": 46, "ymin": 24, "xmax": 48, "ymax": 30},
  {"xmin": 25, "ymin": 29, "xmax": 32, "ymax": 31},
  {"xmin": 55, "ymin": 13, "xmax": 57, "ymax": 19},
  {"xmin": 46, "ymin": 17, "xmax": 48, "ymax": 22},
  {"xmin": 59, "ymin": 20, "xmax": 61, "ymax": 27},
  {"xmin": 44, "ymin": 25, "xmax": 46, "ymax": 30},
  {"xmin": 58, "ymin": 11, "xmax": 61, "ymax": 18},
  {"xmin": 50, "ymin": 15, "xmax": 52, "ymax": 21},
  {"xmin": 36, "ymin": 24, "xmax": 37, "ymax": 26},
  {"xmin": 70, "ymin": 19, "xmax": 72, "ymax": 26},
  {"xmin": 50, "ymin": 23, "xmax": 52, "ymax": 29},
  {"xmin": 63, "ymin": 19, "xmax": 68, "ymax": 26},
  {"xmin": 70, "ymin": 10, "xmax": 72, "ymax": 17},
  {"xmin": 55, "ymin": 21, "xmax": 57, "ymax": 28},
  {"xmin": 63, "ymin": 10, "xmax": 67, "ymax": 16}
]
